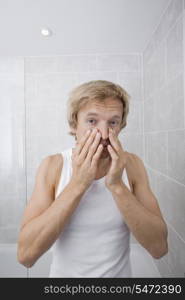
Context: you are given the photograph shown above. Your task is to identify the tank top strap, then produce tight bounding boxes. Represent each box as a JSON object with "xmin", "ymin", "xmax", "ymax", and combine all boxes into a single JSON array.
[
  {"xmin": 65, "ymin": 147, "xmax": 73, "ymax": 177},
  {"xmin": 123, "ymin": 167, "xmax": 130, "ymax": 190},
  {"xmin": 55, "ymin": 147, "xmax": 73, "ymax": 199}
]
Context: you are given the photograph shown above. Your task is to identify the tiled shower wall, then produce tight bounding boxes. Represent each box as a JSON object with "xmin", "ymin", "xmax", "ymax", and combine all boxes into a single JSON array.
[
  {"xmin": 0, "ymin": 0, "xmax": 184, "ymax": 278},
  {"xmin": 143, "ymin": 0, "xmax": 185, "ymax": 277},
  {"xmin": 0, "ymin": 58, "xmax": 25, "ymax": 243}
]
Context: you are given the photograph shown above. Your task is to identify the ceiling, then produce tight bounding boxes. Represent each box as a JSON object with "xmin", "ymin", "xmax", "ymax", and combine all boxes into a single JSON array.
[{"xmin": 0, "ymin": 0, "xmax": 170, "ymax": 56}]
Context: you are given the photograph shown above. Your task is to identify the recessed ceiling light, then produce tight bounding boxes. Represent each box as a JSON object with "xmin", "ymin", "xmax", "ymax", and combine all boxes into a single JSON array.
[{"xmin": 41, "ymin": 27, "xmax": 52, "ymax": 37}]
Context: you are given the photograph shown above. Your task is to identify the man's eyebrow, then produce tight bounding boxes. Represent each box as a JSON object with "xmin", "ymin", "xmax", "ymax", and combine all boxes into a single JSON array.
[{"xmin": 85, "ymin": 112, "xmax": 122, "ymax": 119}]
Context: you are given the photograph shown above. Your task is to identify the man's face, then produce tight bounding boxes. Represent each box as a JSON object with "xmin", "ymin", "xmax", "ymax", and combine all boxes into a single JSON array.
[{"xmin": 74, "ymin": 97, "xmax": 123, "ymax": 159}]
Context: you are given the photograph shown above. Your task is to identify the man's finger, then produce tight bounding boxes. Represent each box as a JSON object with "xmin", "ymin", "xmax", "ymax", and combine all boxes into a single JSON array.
[
  {"xmin": 85, "ymin": 130, "xmax": 102, "ymax": 162},
  {"xmin": 108, "ymin": 128, "xmax": 121, "ymax": 153},
  {"xmin": 91, "ymin": 144, "xmax": 104, "ymax": 167},
  {"xmin": 75, "ymin": 129, "xmax": 92, "ymax": 155},
  {"xmin": 79, "ymin": 128, "xmax": 99, "ymax": 160},
  {"xmin": 107, "ymin": 144, "xmax": 119, "ymax": 160}
]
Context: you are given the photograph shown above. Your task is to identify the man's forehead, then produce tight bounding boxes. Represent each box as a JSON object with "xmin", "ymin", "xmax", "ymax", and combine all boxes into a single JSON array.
[
  {"xmin": 85, "ymin": 111, "xmax": 122, "ymax": 119},
  {"xmin": 81, "ymin": 100, "xmax": 123, "ymax": 116}
]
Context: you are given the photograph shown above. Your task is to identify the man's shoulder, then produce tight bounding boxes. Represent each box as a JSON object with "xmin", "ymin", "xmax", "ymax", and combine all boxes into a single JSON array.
[
  {"xmin": 125, "ymin": 151, "xmax": 143, "ymax": 163},
  {"xmin": 125, "ymin": 151, "xmax": 146, "ymax": 172},
  {"xmin": 50, "ymin": 153, "xmax": 63, "ymax": 164},
  {"xmin": 43, "ymin": 153, "xmax": 63, "ymax": 190},
  {"xmin": 124, "ymin": 152, "xmax": 144, "ymax": 191},
  {"xmin": 49, "ymin": 147, "xmax": 73, "ymax": 175}
]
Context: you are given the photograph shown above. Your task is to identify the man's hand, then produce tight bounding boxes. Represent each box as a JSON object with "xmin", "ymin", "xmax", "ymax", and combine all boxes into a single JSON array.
[
  {"xmin": 105, "ymin": 127, "xmax": 127, "ymax": 190},
  {"xmin": 71, "ymin": 128, "xmax": 104, "ymax": 191},
  {"xmin": 106, "ymin": 127, "xmax": 151, "ymax": 192}
]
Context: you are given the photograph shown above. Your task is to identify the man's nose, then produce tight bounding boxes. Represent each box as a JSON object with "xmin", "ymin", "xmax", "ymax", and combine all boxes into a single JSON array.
[{"xmin": 98, "ymin": 125, "xmax": 109, "ymax": 140}]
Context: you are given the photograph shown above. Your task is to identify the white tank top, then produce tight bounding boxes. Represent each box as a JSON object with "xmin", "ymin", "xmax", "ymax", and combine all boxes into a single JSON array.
[{"xmin": 49, "ymin": 147, "xmax": 132, "ymax": 277}]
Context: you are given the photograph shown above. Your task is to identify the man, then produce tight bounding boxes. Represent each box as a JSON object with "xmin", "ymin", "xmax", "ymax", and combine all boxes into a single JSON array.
[{"xmin": 17, "ymin": 80, "xmax": 168, "ymax": 277}]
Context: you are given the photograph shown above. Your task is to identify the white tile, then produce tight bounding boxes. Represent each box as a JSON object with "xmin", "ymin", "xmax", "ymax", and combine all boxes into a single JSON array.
[
  {"xmin": 118, "ymin": 72, "xmax": 142, "ymax": 100},
  {"xmin": 0, "ymin": 57, "xmax": 24, "ymax": 74},
  {"xmin": 144, "ymin": 94, "xmax": 157, "ymax": 132},
  {"xmin": 25, "ymin": 55, "xmax": 97, "ymax": 74},
  {"xmin": 130, "ymin": 244, "xmax": 161, "ymax": 277},
  {"xmin": 143, "ymin": 37, "xmax": 156, "ymax": 66},
  {"xmin": 76, "ymin": 72, "xmax": 118, "ymax": 85},
  {"xmin": 25, "ymin": 57, "xmax": 58, "ymax": 74},
  {"xmin": 35, "ymin": 73, "xmax": 77, "ymax": 104},
  {"xmin": 56, "ymin": 55, "xmax": 97, "ymax": 72},
  {"xmin": 154, "ymin": 0, "xmax": 183, "ymax": 47},
  {"xmin": 119, "ymin": 133, "xmax": 144, "ymax": 160},
  {"xmin": 154, "ymin": 256, "xmax": 174, "ymax": 277},
  {"xmin": 29, "ymin": 249, "xmax": 52, "ymax": 277},
  {"xmin": 0, "ymin": 65, "xmax": 25, "ymax": 241},
  {"xmin": 155, "ymin": 74, "xmax": 184, "ymax": 131},
  {"xmin": 144, "ymin": 42, "xmax": 165, "ymax": 99},
  {"xmin": 123, "ymin": 100, "xmax": 143, "ymax": 134},
  {"xmin": 168, "ymin": 130, "xmax": 185, "ymax": 185},
  {"xmin": 145, "ymin": 132, "xmax": 168, "ymax": 174},
  {"xmin": 97, "ymin": 54, "xmax": 141, "ymax": 72},
  {"xmin": 168, "ymin": 226, "xmax": 185, "ymax": 277},
  {"xmin": 156, "ymin": 173, "xmax": 185, "ymax": 242},
  {"xmin": 144, "ymin": 0, "xmax": 183, "ymax": 65},
  {"xmin": 0, "ymin": 244, "xmax": 27, "ymax": 277},
  {"xmin": 166, "ymin": 16, "xmax": 183, "ymax": 82},
  {"xmin": 164, "ymin": 225, "xmax": 185, "ymax": 277}
]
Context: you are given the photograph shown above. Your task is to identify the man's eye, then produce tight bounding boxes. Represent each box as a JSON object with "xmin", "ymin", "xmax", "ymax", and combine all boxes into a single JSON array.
[
  {"xmin": 87, "ymin": 119, "xmax": 96, "ymax": 124},
  {"xmin": 110, "ymin": 121, "xmax": 118, "ymax": 125}
]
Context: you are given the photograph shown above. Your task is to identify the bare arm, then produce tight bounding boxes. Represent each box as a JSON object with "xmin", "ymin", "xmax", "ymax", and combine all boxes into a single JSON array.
[
  {"xmin": 107, "ymin": 152, "xmax": 168, "ymax": 259},
  {"xmin": 102, "ymin": 128, "xmax": 168, "ymax": 259},
  {"xmin": 17, "ymin": 155, "xmax": 86, "ymax": 268},
  {"xmin": 111, "ymin": 181, "xmax": 168, "ymax": 258},
  {"xmin": 17, "ymin": 128, "xmax": 103, "ymax": 268}
]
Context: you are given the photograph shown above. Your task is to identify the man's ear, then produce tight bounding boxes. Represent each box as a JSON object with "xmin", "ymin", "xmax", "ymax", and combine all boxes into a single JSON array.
[
  {"xmin": 70, "ymin": 126, "xmax": 76, "ymax": 135},
  {"xmin": 118, "ymin": 126, "xmax": 123, "ymax": 134}
]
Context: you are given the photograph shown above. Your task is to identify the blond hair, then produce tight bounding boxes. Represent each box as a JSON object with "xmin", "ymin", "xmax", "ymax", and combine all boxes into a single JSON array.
[{"xmin": 67, "ymin": 80, "xmax": 130, "ymax": 137}]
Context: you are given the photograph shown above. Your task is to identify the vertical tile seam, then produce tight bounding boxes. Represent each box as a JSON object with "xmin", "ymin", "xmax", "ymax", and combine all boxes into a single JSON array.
[{"xmin": 23, "ymin": 57, "xmax": 29, "ymax": 278}]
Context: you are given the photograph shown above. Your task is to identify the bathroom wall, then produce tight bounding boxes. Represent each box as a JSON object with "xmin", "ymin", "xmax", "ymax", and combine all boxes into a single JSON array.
[
  {"xmin": 143, "ymin": 0, "xmax": 185, "ymax": 277},
  {"xmin": 1, "ymin": 0, "xmax": 184, "ymax": 278},
  {"xmin": 0, "ymin": 58, "xmax": 26, "ymax": 243}
]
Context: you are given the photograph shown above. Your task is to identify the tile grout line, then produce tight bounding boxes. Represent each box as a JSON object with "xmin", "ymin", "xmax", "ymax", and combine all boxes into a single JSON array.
[
  {"xmin": 167, "ymin": 222, "xmax": 185, "ymax": 245},
  {"xmin": 167, "ymin": 131, "xmax": 169, "ymax": 177},
  {"xmin": 145, "ymin": 165, "xmax": 185, "ymax": 188},
  {"xmin": 122, "ymin": 128, "xmax": 185, "ymax": 134},
  {"xmin": 143, "ymin": 0, "xmax": 172, "ymax": 54},
  {"xmin": 145, "ymin": 69, "xmax": 183, "ymax": 100},
  {"xmin": 23, "ymin": 58, "xmax": 29, "ymax": 278},
  {"xmin": 183, "ymin": 10, "xmax": 185, "ymax": 129},
  {"xmin": 141, "ymin": 53, "xmax": 145, "ymax": 162},
  {"xmin": 144, "ymin": 2, "xmax": 184, "ymax": 64}
]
